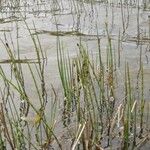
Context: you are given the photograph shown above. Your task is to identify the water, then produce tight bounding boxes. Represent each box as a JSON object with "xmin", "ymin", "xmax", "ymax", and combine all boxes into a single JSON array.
[{"xmin": 0, "ymin": 0, "xmax": 150, "ymax": 149}]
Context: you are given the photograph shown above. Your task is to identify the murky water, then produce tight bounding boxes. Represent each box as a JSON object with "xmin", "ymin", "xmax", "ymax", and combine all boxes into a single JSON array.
[
  {"xmin": 0, "ymin": 0, "xmax": 150, "ymax": 149},
  {"xmin": 0, "ymin": 0, "xmax": 150, "ymax": 98}
]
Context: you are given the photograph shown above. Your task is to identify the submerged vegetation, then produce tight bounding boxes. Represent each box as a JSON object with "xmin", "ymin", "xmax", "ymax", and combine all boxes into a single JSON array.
[{"xmin": 0, "ymin": 0, "xmax": 150, "ymax": 149}]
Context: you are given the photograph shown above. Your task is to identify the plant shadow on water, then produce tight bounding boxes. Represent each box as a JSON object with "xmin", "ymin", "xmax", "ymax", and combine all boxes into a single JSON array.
[{"xmin": 0, "ymin": 0, "xmax": 150, "ymax": 150}]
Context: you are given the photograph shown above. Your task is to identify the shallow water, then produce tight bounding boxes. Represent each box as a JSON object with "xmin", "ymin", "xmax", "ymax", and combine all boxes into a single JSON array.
[{"xmin": 0, "ymin": 0, "xmax": 150, "ymax": 149}]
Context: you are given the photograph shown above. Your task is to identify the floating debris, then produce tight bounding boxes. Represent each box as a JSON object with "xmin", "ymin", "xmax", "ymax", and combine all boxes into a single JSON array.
[{"xmin": 0, "ymin": 58, "xmax": 39, "ymax": 64}]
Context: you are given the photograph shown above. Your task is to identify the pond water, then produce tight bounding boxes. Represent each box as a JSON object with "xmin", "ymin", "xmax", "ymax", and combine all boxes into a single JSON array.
[
  {"xmin": 0, "ymin": 0, "xmax": 150, "ymax": 149},
  {"xmin": 0, "ymin": 0, "xmax": 150, "ymax": 96}
]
